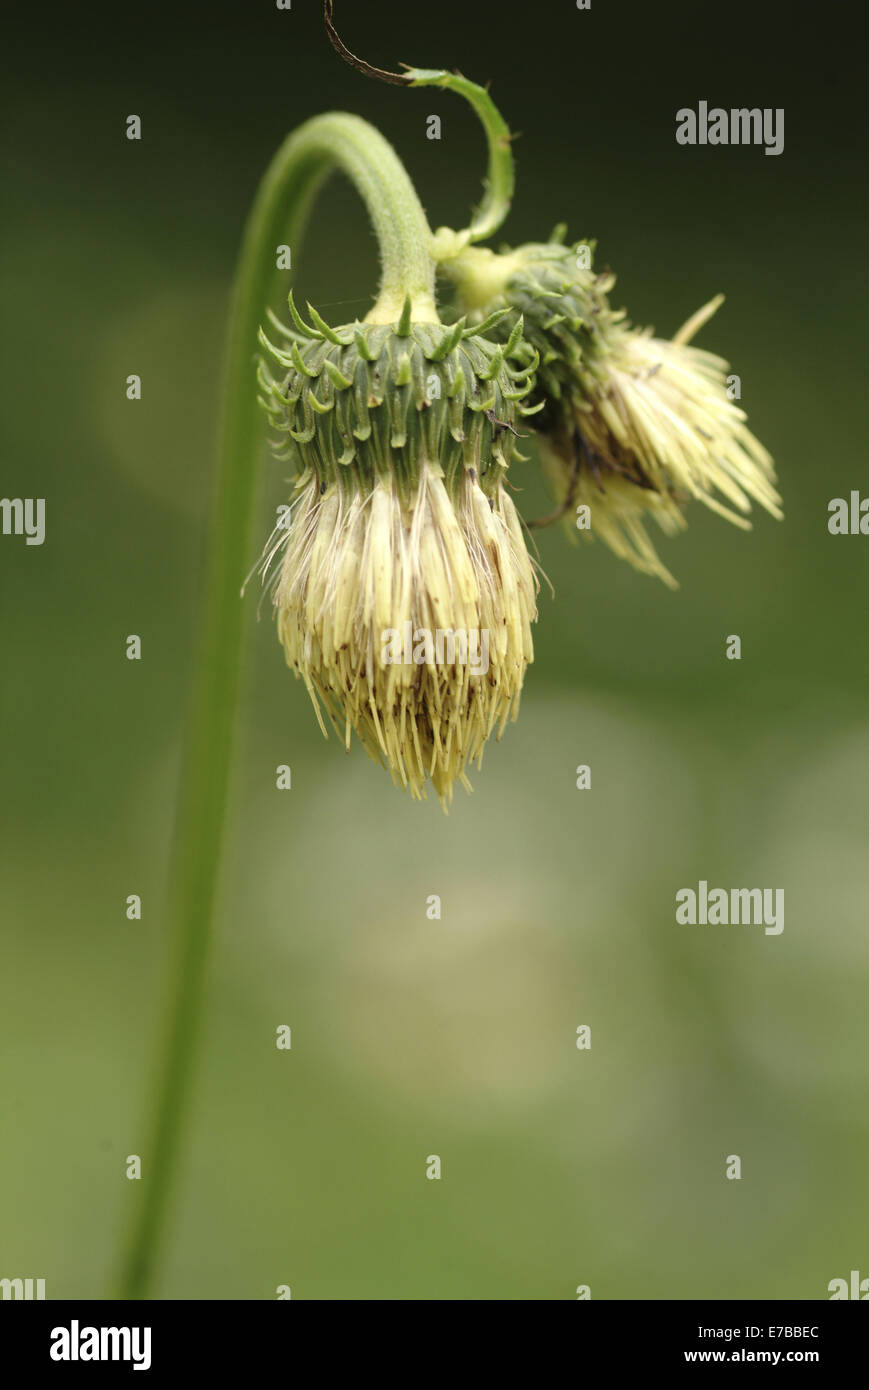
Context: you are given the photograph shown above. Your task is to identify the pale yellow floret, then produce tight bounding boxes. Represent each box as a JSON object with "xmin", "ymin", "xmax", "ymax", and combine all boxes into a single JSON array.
[
  {"xmin": 269, "ymin": 461, "xmax": 539, "ymax": 806},
  {"xmin": 545, "ymin": 304, "xmax": 781, "ymax": 587}
]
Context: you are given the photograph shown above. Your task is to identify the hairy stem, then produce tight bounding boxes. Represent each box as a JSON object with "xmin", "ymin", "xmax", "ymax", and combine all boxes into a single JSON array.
[{"xmin": 116, "ymin": 113, "xmax": 436, "ymax": 1299}]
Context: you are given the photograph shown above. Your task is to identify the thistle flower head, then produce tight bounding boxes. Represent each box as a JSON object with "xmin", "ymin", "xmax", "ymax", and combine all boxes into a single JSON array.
[
  {"xmin": 256, "ymin": 297, "xmax": 540, "ymax": 804},
  {"xmin": 447, "ymin": 237, "xmax": 782, "ymax": 586}
]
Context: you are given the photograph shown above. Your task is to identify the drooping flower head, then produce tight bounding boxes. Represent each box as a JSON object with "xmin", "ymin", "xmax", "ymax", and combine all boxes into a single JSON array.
[
  {"xmin": 243, "ymin": 17, "xmax": 784, "ymax": 806},
  {"xmin": 256, "ymin": 295, "xmax": 539, "ymax": 804},
  {"xmin": 445, "ymin": 236, "xmax": 782, "ymax": 586}
]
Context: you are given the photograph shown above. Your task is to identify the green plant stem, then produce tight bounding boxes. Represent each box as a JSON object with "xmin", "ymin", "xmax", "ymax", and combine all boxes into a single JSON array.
[
  {"xmin": 323, "ymin": 4, "xmax": 515, "ymax": 250},
  {"xmin": 405, "ymin": 68, "xmax": 515, "ymax": 246},
  {"xmin": 116, "ymin": 113, "xmax": 436, "ymax": 1300}
]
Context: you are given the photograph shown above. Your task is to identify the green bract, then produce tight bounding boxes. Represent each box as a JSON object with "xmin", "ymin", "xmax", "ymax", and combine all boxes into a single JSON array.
[
  {"xmin": 444, "ymin": 237, "xmax": 781, "ymax": 585},
  {"xmin": 445, "ymin": 238, "xmax": 622, "ymax": 429},
  {"xmin": 257, "ymin": 294, "xmax": 540, "ymax": 497}
]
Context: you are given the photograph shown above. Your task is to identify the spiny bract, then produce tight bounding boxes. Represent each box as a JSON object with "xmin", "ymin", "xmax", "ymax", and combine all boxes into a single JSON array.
[
  {"xmin": 255, "ymin": 295, "xmax": 541, "ymax": 805},
  {"xmin": 447, "ymin": 236, "xmax": 781, "ymax": 587}
]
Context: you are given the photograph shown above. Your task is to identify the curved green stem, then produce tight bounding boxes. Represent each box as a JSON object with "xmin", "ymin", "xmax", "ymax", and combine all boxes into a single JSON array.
[
  {"xmin": 323, "ymin": 3, "xmax": 515, "ymax": 254},
  {"xmin": 115, "ymin": 113, "xmax": 436, "ymax": 1300},
  {"xmin": 405, "ymin": 69, "xmax": 515, "ymax": 248}
]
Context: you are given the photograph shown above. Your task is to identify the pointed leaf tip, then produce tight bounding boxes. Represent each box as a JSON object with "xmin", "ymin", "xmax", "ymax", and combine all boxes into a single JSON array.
[{"xmin": 396, "ymin": 295, "xmax": 413, "ymax": 337}]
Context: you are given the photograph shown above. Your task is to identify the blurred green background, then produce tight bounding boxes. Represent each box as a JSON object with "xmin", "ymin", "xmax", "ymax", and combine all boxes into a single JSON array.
[{"xmin": 1, "ymin": 0, "xmax": 867, "ymax": 1299}]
